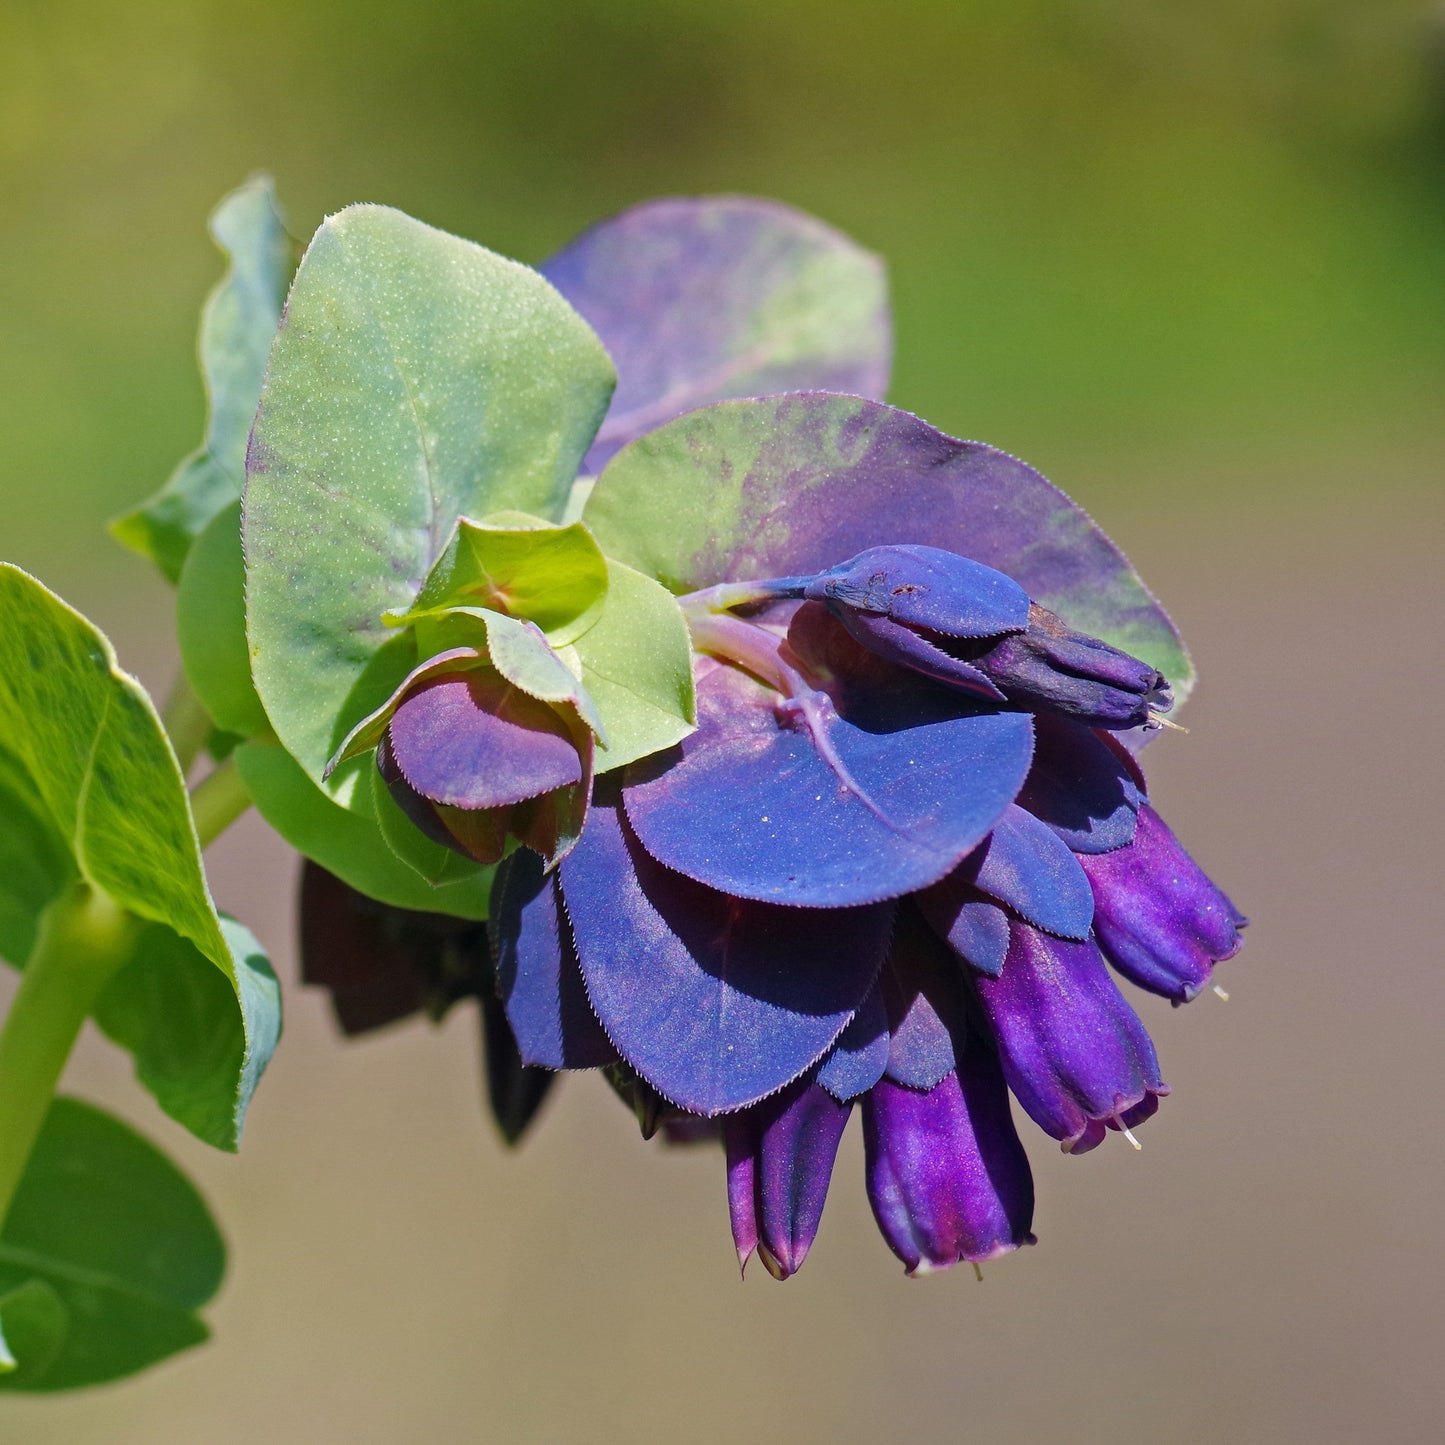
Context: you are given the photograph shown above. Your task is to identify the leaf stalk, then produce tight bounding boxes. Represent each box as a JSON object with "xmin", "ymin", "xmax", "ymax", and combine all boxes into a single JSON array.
[{"xmin": 0, "ymin": 884, "xmax": 138, "ymax": 1227}]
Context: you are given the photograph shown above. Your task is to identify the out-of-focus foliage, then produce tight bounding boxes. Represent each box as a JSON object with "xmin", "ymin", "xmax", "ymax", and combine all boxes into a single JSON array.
[{"xmin": 1, "ymin": 0, "xmax": 1440, "ymax": 585}]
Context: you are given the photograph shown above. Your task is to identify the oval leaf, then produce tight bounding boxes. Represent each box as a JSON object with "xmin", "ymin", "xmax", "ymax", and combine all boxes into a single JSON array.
[
  {"xmin": 245, "ymin": 204, "xmax": 615, "ymax": 792},
  {"xmin": 177, "ymin": 500, "xmax": 270, "ymax": 739},
  {"xmin": 584, "ymin": 394, "xmax": 1191, "ymax": 700},
  {"xmin": 0, "ymin": 566, "xmax": 279, "ymax": 1148},
  {"xmin": 0, "ymin": 1098, "xmax": 224, "ymax": 1391},
  {"xmin": 543, "ymin": 196, "xmax": 891, "ymax": 473}
]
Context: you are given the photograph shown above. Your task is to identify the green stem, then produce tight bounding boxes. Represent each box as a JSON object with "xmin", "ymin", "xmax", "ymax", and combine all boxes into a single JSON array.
[
  {"xmin": 162, "ymin": 672, "xmax": 212, "ymax": 778},
  {"xmin": 0, "ymin": 884, "xmax": 138, "ymax": 1227},
  {"xmin": 189, "ymin": 757, "xmax": 252, "ymax": 849}
]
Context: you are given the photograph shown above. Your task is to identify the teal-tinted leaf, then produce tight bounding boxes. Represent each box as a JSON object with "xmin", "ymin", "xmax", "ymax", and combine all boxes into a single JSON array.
[
  {"xmin": 244, "ymin": 203, "xmax": 615, "ymax": 796},
  {"xmin": 584, "ymin": 395, "xmax": 1192, "ymax": 701},
  {"xmin": 557, "ymin": 559, "xmax": 695, "ymax": 775},
  {"xmin": 0, "ymin": 745, "xmax": 74, "ymax": 968},
  {"xmin": 0, "ymin": 566, "xmax": 280, "ymax": 1147},
  {"xmin": 111, "ymin": 177, "xmax": 290, "ymax": 582},
  {"xmin": 177, "ymin": 500, "xmax": 269, "ymax": 739},
  {"xmin": 391, "ymin": 517, "xmax": 609, "ymax": 646},
  {"xmin": 0, "ymin": 1098, "xmax": 223, "ymax": 1391},
  {"xmin": 92, "ymin": 919, "xmax": 281, "ymax": 1151},
  {"xmin": 233, "ymin": 739, "xmax": 490, "ymax": 918}
]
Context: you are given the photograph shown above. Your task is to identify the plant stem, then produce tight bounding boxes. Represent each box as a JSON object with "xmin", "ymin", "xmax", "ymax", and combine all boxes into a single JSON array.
[
  {"xmin": 162, "ymin": 672, "xmax": 212, "ymax": 778},
  {"xmin": 189, "ymin": 757, "xmax": 252, "ymax": 849},
  {"xmin": 0, "ymin": 884, "xmax": 137, "ymax": 1228}
]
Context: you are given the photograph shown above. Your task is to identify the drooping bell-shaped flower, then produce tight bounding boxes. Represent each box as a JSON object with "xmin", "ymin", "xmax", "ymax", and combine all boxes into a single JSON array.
[
  {"xmin": 863, "ymin": 1043, "xmax": 1036, "ymax": 1276},
  {"xmin": 1079, "ymin": 803, "xmax": 1248, "ymax": 1003},
  {"xmin": 972, "ymin": 923, "xmax": 1168, "ymax": 1154},
  {"xmin": 282, "ymin": 192, "xmax": 1247, "ymax": 1283}
]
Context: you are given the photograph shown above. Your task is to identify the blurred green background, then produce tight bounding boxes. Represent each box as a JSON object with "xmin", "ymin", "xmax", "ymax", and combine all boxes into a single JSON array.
[
  {"xmin": 4, "ymin": 0, "xmax": 1442, "ymax": 595},
  {"xmin": 2, "ymin": 3, "xmax": 1443, "ymax": 1442}
]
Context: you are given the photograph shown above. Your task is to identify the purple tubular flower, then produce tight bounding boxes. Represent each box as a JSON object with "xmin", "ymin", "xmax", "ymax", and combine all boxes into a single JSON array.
[
  {"xmin": 724, "ymin": 1081, "xmax": 854, "ymax": 1279},
  {"xmin": 382, "ymin": 668, "xmax": 593, "ymax": 866},
  {"xmin": 863, "ymin": 1044, "xmax": 1036, "ymax": 1275},
  {"xmin": 1080, "ymin": 804, "xmax": 1248, "ymax": 1003},
  {"xmin": 799, "ymin": 544, "xmax": 1171, "ymax": 729},
  {"xmin": 972, "ymin": 923, "xmax": 1168, "ymax": 1153}
]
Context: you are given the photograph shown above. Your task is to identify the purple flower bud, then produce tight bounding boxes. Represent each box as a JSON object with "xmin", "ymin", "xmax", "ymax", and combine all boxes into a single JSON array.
[
  {"xmin": 1080, "ymin": 804, "xmax": 1247, "ymax": 1003},
  {"xmin": 973, "ymin": 922, "xmax": 1167, "ymax": 1153},
  {"xmin": 863, "ymin": 1045, "xmax": 1036, "ymax": 1275},
  {"xmin": 802, "ymin": 544, "xmax": 1029, "ymax": 701},
  {"xmin": 724, "ymin": 1080, "xmax": 853, "ymax": 1279},
  {"xmin": 382, "ymin": 668, "xmax": 593, "ymax": 865},
  {"xmin": 799, "ymin": 544, "xmax": 1171, "ymax": 728},
  {"xmin": 970, "ymin": 603, "xmax": 1173, "ymax": 730}
]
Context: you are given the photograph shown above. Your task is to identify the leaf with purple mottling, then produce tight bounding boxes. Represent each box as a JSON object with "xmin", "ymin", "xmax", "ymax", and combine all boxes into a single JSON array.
[
  {"xmin": 543, "ymin": 197, "xmax": 891, "ymax": 475},
  {"xmin": 584, "ymin": 394, "xmax": 1191, "ymax": 701}
]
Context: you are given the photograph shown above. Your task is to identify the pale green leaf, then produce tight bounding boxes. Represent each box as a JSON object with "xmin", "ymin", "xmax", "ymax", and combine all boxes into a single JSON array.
[
  {"xmin": 244, "ymin": 203, "xmax": 615, "ymax": 798},
  {"xmin": 234, "ymin": 739, "xmax": 490, "ymax": 918},
  {"xmin": 177, "ymin": 499, "xmax": 270, "ymax": 739},
  {"xmin": 111, "ymin": 176, "xmax": 290, "ymax": 582},
  {"xmin": 571, "ymin": 559, "xmax": 696, "ymax": 773}
]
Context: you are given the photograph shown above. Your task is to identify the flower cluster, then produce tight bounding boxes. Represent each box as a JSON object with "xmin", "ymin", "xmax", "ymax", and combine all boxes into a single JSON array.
[{"xmin": 295, "ymin": 195, "xmax": 1245, "ymax": 1278}]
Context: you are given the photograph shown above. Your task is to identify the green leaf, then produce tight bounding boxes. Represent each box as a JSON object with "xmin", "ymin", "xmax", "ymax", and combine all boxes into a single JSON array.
[
  {"xmin": 233, "ymin": 739, "xmax": 490, "ymax": 918},
  {"xmin": 0, "ymin": 1097, "xmax": 223, "ymax": 1391},
  {"xmin": 92, "ymin": 918, "xmax": 281, "ymax": 1151},
  {"xmin": 0, "ymin": 746, "xmax": 73, "ymax": 968},
  {"xmin": 111, "ymin": 176, "xmax": 291, "ymax": 582},
  {"xmin": 244, "ymin": 203, "xmax": 615, "ymax": 798},
  {"xmin": 571, "ymin": 559, "xmax": 695, "ymax": 773},
  {"xmin": 0, "ymin": 1280, "xmax": 66, "ymax": 1379},
  {"xmin": 0, "ymin": 565, "xmax": 280, "ymax": 1148},
  {"xmin": 177, "ymin": 500, "xmax": 269, "ymax": 739},
  {"xmin": 390, "ymin": 516, "xmax": 609, "ymax": 646}
]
